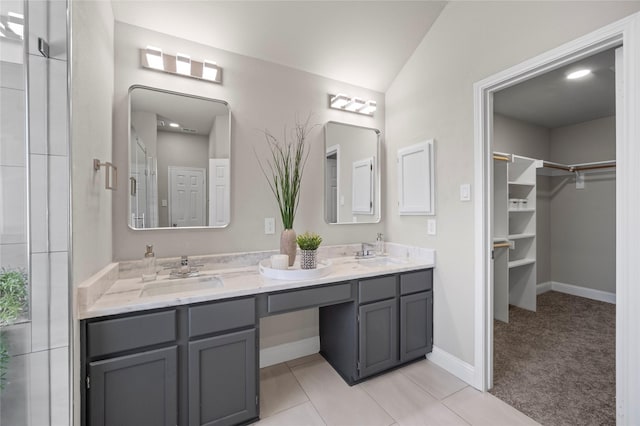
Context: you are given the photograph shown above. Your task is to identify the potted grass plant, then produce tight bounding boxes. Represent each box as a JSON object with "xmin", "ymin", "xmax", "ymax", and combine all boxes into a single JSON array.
[
  {"xmin": 256, "ymin": 114, "xmax": 317, "ymax": 266},
  {"xmin": 296, "ymin": 232, "xmax": 323, "ymax": 269},
  {"xmin": 0, "ymin": 268, "xmax": 28, "ymax": 391}
]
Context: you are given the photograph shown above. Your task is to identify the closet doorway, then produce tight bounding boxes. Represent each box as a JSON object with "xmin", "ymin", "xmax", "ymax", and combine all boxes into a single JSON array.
[{"xmin": 489, "ymin": 47, "xmax": 618, "ymax": 425}]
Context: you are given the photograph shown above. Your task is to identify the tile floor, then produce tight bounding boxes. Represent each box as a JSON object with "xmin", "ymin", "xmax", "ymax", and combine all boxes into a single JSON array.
[{"xmin": 257, "ymin": 354, "xmax": 539, "ymax": 426}]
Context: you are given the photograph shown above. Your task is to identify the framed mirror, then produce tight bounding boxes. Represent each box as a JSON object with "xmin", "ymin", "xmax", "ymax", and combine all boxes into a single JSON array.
[
  {"xmin": 128, "ymin": 85, "xmax": 231, "ymax": 229},
  {"xmin": 324, "ymin": 121, "xmax": 381, "ymax": 224}
]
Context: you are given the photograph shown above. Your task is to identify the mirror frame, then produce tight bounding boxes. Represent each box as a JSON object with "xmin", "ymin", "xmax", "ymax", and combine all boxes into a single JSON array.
[
  {"xmin": 127, "ymin": 84, "xmax": 232, "ymax": 231},
  {"xmin": 324, "ymin": 121, "xmax": 382, "ymax": 225}
]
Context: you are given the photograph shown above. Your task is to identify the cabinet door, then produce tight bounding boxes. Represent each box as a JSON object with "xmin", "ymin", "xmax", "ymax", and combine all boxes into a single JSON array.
[
  {"xmin": 400, "ymin": 291, "xmax": 433, "ymax": 362},
  {"xmin": 189, "ymin": 329, "xmax": 257, "ymax": 426},
  {"xmin": 88, "ymin": 346, "xmax": 178, "ymax": 426},
  {"xmin": 358, "ymin": 299, "xmax": 398, "ymax": 378}
]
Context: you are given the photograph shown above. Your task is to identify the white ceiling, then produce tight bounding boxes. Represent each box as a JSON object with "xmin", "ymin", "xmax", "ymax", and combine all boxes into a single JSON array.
[
  {"xmin": 111, "ymin": 1, "xmax": 447, "ymax": 92},
  {"xmin": 131, "ymin": 88, "xmax": 228, "ymax": 135},
  {"xmin": 494, "ymin": 48, "xmax": 617, "ymax": 129}
]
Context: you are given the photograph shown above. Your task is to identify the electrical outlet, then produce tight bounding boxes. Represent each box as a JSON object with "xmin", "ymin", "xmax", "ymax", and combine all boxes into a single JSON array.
[
  {"xmin": 427, "ymin": 219, "xmax": 436, "ymax": 235},
  {"xmin": 264, "ymin": 218, "xmax": 275, "ymax": 234}
]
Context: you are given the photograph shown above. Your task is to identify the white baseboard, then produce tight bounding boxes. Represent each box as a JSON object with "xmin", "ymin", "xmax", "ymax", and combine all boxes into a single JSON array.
[
  {"xmin": 536, "ymin": 281, "xmax": 552, "ymax": 295},
  {"xmin": 536, "ymin": 281, "xmax": 615, "ymax": 304},
  {"xmin": 427, "ymin": 345, "xmax": 475, "ymax": 386},
  {"xmin": 259, "ymin": 336, "xmax": 320, "ymax": 368}
]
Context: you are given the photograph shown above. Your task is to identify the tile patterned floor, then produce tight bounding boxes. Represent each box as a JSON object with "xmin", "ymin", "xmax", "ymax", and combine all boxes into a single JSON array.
[{"xmin": 257, "ymin": 354, "xmax": 539, "ymax": 426}]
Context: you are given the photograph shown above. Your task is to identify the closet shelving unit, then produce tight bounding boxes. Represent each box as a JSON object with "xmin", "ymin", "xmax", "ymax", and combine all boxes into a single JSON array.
[{"xmin": 493, "ymin": 153, "xmax": 537, "ymax": 323}]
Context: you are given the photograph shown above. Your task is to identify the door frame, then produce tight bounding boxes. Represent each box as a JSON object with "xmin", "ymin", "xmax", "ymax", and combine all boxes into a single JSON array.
[
  {"xmin": 325, "ymin": 144, "xmax": 341, "ymax": 222},
  {"xmin": 473, "ymin": 12, "xmax": 640, "ymax": 423}
]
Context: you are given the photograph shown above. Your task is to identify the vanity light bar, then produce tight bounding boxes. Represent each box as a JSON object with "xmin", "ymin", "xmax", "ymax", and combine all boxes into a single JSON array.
[
  {"xmin": 140, "ymin": 48, "xmax": 223, "ymax": 84},
  {"xmin": 329, "ymin": 93, "xmax": 377, "ymax": 116}
]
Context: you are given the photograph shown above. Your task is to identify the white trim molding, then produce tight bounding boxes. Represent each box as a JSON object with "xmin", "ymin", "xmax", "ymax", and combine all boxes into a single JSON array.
[
  {"xmin": 473, "ymin": 12, "xmax": 640, "ymax": 424},
  {"xmin": 259, "ymin": 336, "xmax": 319, "ymax": 368},
  {"xmin": 427, "ymin": 346, "xmax": 476, "ymax": 386},
  {"xmin": 536, "ymin": 281, "xmax": 616, "ymax": 304}
]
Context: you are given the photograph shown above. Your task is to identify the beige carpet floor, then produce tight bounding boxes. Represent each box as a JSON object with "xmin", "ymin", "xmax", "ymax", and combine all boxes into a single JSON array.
[{"xmin": 490, "ymin": 291, "xmax": 615, "ymax": 426}]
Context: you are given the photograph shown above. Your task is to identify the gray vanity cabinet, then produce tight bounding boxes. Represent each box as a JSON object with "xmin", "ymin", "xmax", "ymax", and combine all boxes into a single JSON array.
[
  {"xmin": 358, "ymin": 298, "xmax": 398, "ymax": 377},
  {"xmin": 400, "ymin": 291, "xmax": 433, "ymax": 362},
  {"xmin": 82, "ymin": 298, "xmax": 258, "ymax": 426},
  {"xmin": 88, "ymin": 346, "xmax": 178, "ymax": 426},
  {"xmin": 188, "ymin": 329, "xmax": 257, "ymax": 426}
]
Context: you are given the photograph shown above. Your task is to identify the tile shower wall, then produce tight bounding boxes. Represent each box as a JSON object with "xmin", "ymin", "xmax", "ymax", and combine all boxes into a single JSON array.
[{"xmin": 0, "ymin": 0, "xmax": 69, "ymax": 425}]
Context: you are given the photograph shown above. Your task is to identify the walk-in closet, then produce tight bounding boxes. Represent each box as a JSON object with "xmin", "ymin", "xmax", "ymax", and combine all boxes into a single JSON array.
[{"xmin": 489, "ymin": 47, "xmax": 618, "ymax": 425}]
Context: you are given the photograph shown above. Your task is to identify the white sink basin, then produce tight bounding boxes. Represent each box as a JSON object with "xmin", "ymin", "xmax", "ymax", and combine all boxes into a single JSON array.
[
  {"xmin": 141, "ymin": 275, "xmax": 223, "ymax": 297},
  {"xmin": 357, "ymin": 257, "xmax": 409, "ymax": 267}
]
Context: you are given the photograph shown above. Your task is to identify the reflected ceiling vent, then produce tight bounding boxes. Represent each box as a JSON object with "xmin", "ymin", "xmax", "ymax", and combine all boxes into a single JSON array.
[{"xmin": 181, "ymin": 128, "xmax": 197, "ymax": 133}]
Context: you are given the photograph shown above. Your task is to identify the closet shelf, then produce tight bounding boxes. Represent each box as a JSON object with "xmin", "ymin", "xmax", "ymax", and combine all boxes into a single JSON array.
[
  {"xmin": 508, "ymin": 258, "xmax": 536, "ymax": 269},
  {"xmin": 508, "ymin": 181, "xmax": 536, "ymax": 187},
  {"xmin": 509, "ymin": 208, "xmax": 535, "ymax": 213},
  {"xmin": 508, "ymin": 233, "xmax": 535, "ymax": 240}
]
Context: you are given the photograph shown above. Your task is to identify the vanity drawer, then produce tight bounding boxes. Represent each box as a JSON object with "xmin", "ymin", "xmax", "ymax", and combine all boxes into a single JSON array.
[
  {"xmin": 400, "ymin": 269, "xmax": 433, "ymax": 295},
  {"xmin": 189, "ymin": 297, "xmax": 255, "ymax": 338},
  {"xmin": 359, "ymin": 275, "xmax": 396, "ymax": 304},
  {"xmin": 268, "ymin": 283, "xmax": 352, "ymax": 314},
  {"xmin": 87, "ymin": 310, "xmax": 177, "ymax": 358}
]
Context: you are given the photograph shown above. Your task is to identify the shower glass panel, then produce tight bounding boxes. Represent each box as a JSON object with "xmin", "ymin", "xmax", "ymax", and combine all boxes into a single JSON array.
[
  {"xmin": 0, "ymin": 0, "xmax": 32, "ymax": 423},
  {"xmin": 0, "ymin": 0, "xmax": 66, "ymax": 424}
]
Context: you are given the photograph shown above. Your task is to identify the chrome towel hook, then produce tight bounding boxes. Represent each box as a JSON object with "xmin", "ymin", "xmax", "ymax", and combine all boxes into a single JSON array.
[{"xmin": 93, "ymin": 159, "xmax": 118, "ymax": 191}]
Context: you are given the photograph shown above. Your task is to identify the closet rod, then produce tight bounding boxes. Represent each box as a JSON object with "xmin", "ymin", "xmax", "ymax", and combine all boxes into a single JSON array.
[
  {"xmin": 493, "ymin": 155, "xmax": 511, "ymax": 162},
  {"xmin": 493, "ymin": 242, "xmax": 512, "ymax": 249},
  {"xmin": 541, "ymin": 160, "xmax": 616, "ymax": 173}
]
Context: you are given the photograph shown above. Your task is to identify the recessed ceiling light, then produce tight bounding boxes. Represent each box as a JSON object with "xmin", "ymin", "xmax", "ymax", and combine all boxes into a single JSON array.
[
  {"xmin": 566, "ymin": 69, "xmax": 592, "ymax": 80},
  {"xmin": 169, "ymin": 122, "xmax": 180, "ymax": 128}
]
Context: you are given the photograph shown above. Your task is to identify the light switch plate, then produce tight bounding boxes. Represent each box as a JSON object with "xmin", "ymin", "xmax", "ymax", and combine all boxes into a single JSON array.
[
  {"xmin": 460, "ymin": 183, "xmax": 471, "ymax": 201},
  {"xmin": 161, "ymin": 199, "xmax": 168, "ymax": 207},
  {"xmin": 427, "ymin": 219, "xmax": 436, "ymax": 235},
  {"xmin": 264, "ymin": 218, "xmax": 275, "ymax": 234}
]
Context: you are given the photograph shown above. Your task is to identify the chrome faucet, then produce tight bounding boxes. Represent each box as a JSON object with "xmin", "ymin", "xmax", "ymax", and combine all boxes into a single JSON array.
[
  {"xmin": 355, "ymin": 242, "xmax": 376, "ymax": 259},
  {"xmin": 167, "ymin": 256, "xmax": 203, "ymax": 279}
]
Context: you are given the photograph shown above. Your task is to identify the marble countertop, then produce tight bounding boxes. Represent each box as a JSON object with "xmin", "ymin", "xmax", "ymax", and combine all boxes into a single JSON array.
[{"xmin": 79, "ymin": 251, "xmax": 435, "ymax": 320}]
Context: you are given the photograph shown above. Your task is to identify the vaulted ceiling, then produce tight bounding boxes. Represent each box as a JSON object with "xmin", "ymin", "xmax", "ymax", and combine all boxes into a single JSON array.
[{"xmin": 111, "ymin": 1, "xmax": 447, "ymax": 92}]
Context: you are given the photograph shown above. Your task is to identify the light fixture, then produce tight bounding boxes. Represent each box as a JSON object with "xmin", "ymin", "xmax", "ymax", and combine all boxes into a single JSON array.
[
  {"xmin": 566, "ymin": 69, "xmax": 591, "ymax": 80},
  {"xmin": 202, "ymin": 61, "xmax": 219, "ymax": 81},
  {"xmin": 175, "ymin": 53, "xmax": 191, "ymax": 75},
  {"xmin": 328, "ymin": 93, "xmax": 377, "ymax": 116},
  {"xmin": 359, "ymin": 100, "xmax": 377, "ymax": 115},
  {"xmin": 145, "ymin": 46, "xmax": 164, "ymax": 70},
  {"xmin": 330, "ymin": 94, "xmax": 350, "ymax": 109},
  {"xmin": 140, "ymin": 48, "xmax": 222, "ymax": 84},
  {"xmin": 169, "ymin": 122, "xmax": 180, "ymax": 128}
]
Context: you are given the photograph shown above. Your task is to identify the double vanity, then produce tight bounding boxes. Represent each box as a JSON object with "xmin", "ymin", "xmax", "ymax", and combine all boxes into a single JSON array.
[{"xmin": 79, "ymin": 245, "xmax": 435, "ymax": 426}]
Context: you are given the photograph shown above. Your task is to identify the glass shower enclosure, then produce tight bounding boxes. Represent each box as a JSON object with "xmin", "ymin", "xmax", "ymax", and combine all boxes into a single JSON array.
[{"xmin": 1, "ymin": 0, "xmax": 70, "ymax": 424}]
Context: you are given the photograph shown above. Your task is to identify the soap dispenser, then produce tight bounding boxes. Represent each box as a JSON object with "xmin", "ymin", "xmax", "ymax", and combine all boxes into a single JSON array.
[
  {"xmin": 142, "ymin": 244, "xmax": 157, "ymax": 282},
  {"xmin": 376, "ymin": 233, "xmax": 384, "ymax": 256}
]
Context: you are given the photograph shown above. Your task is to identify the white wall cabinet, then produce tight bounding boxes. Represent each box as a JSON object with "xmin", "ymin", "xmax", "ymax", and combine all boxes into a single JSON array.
[{"xmin": 397, "ymin": 139, "xmax": 435, "ymax": 215}]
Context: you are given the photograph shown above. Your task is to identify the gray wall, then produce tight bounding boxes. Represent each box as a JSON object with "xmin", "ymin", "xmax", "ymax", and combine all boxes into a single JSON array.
[
  {"xmin": 72, "ymin": 0, "xmax": 114, "ymax": 285},
  {"xmin": 384, "ymin": 1, "xmax": 639, "ymax": 364},
  {"xmin": 549, "ymin": 116, "xmax": 616, "ymax": 293},
  {"xmin": 493, "ymin": 114, "xmax": 551, "ymax": 285},
  {"xmin": 113, "ymin": 22, "xmax": 385, "ymax": 260},
  {"xmin": 156, "ymin": 131, "xmax": 209, "ymax": 227}
]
